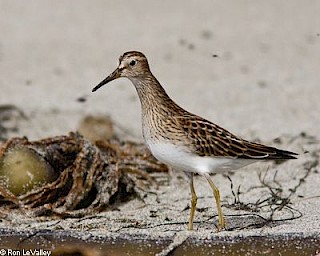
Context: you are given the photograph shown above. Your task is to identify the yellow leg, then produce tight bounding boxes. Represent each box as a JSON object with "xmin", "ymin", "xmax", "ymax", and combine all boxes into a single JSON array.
[
  {"xmin": 203, "ymin": 173, "xmax": 225, "ymax": 231},
  {"xmin": 188, "ymin": 173, "xmax": 198, "ymax": 230}
]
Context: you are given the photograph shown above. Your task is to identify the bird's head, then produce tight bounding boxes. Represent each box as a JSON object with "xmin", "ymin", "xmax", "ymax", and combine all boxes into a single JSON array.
[{"xmin": 92, "ymin": 51, "xmax": 150, "ymax": 92}]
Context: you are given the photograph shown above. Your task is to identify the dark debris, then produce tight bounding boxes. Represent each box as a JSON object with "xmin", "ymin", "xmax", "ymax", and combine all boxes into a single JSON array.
[
  {"xmin": 0, "ymin": 104, "xmax": 26, "ymax": 141},
  {"xmin": 0, "ymin": 132, "xmax": 168, "ymax": 217}
]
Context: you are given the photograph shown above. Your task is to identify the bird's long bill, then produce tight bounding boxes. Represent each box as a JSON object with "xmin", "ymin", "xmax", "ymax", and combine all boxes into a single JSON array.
[{"xmin": 92, "ymin": 68, "xmax": 121, "ymax": 92}]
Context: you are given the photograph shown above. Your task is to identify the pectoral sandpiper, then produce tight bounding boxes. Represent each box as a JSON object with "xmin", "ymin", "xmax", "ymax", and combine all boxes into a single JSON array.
[{"xmin": 92, "ymin": 51, "xmax": 297, "ymax": 231}]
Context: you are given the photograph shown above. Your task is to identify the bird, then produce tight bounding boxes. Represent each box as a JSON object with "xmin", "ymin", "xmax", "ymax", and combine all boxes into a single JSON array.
[{"xmin": 92, "ymin": 51, "xmax": 297, "ymax": 231}]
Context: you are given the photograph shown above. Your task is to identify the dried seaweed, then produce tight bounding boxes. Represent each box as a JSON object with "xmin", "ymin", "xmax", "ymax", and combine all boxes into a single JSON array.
[
  {"xmin": 0, "ymin": 132, "xmax": 168, "ymax": 217},
  {"xmin": 222, "ymin": 166, "xmax": 311, "ymax": 230}
]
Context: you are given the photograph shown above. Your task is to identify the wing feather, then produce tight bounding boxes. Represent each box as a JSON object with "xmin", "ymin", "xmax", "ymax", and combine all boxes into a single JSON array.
[{"xmin": 175, "ymin": 115, "xmax": 297, "ymax": 160}]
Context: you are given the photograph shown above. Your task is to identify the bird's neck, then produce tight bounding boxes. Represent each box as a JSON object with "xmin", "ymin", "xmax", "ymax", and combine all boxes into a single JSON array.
[{"xmin": 129, "ymin": 73, "xmax": 180, "ymax": 115}]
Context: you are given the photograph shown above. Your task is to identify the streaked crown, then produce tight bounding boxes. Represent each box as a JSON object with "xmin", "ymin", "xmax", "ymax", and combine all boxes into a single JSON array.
[{"xmin": 117, "ymin": 51, "xmax": 150, "ymax": 78}]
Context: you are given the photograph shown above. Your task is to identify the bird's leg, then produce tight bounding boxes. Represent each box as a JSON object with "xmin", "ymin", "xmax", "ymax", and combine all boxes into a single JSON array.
[
  {"xmin": 188, "ymin": 173, "xmax": 198, "ymax": 230},
  {"xmin": 203, "ymin": 173, "xmax": 225, "ymax": 231}
]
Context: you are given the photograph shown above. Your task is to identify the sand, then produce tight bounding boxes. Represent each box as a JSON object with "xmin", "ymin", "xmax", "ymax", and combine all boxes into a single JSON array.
[{"xmin": 0, "ymin": 0, "xmax": 319, "ymax": 254}]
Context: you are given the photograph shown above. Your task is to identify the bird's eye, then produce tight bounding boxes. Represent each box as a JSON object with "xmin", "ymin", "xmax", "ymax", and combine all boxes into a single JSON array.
[{"xmin": 129, "ymin": 60, "xmax": 136, "ymax": 66}]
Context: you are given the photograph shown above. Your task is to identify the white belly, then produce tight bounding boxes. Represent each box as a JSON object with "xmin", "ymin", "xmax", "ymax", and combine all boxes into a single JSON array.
[{"xmin": 147, "ymin": 142, "xmax": 255, "ymax": 174}]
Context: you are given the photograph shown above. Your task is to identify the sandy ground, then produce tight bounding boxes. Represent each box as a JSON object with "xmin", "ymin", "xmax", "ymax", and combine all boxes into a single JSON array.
[{"xmin": 0, "ymin": 0, "xmax": 320, "ymax": 254}]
